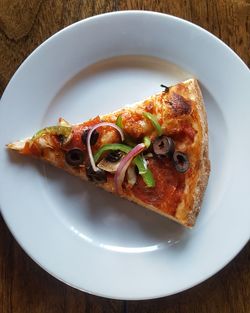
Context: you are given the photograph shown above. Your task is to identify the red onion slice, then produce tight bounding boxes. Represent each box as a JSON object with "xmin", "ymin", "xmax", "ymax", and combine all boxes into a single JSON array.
[
  {"xmin": 87, "ymin": 122, "xmax": 124, "ymax": 172},
  {"xmin": 114, "ymin": 143, "xmax": 145, "ymax": 194}
]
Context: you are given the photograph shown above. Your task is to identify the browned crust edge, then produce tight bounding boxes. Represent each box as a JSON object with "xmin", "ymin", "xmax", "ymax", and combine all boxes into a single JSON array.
[{"xmin": 184, "ymin": 78, "xmax": 210, "ymax": 227}]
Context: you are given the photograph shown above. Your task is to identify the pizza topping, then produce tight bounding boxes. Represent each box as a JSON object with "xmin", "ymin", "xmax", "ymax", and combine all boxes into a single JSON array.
[
  {"xmin": 58, "ymin": 117, "xmax": 71, "ymax": 127},
  {"xmin": 136, "ymin": 154, "xmax": 148, "ymax": 175},
  {"xmin": 143, "ymin": 112, "xmax": 163, "ymax": 136},
  {"xmin": 57, "ymin": 134, "xmax": 65, "ymax": 144},
  {"xmin": 65, "ymin": 149, "xmax": 84, "ymax": 166},
  {"xmin": 173, "ymin": 151, "xmax": 189, "ymax": 173},
  {"xmin": 105, "ymin": 150, "xmax": 124, "ymax": 162},
  {"xmin": 82, "ymin": 128, "xmax": 99, "ymax": 145},
  {"xmin": 170, "ymin": 123, "xmax": 196, "ymax": 143},
  {"xmin": 86, "ymin": 122, "xmax": 125, "ymax": 172},
  {"xmin": 94, "ymin": 142, "xmax": 154, "ymax": 186},
  {"xmin": 160, "ymin": 84, "xmax": 170, "ymax": 92},
  {"xmin": 97, "ymin": 157, "xmax": 122, "ymax": 173},
  {"xmin": 143, "ymin": 136, "xmax": 151, "ymax": 149},
  {"xmin": 32, "ymin": 126, "xmax": 72, "ymax": 146},
  {"xmin": 116, "ymin": 115, "xmax": 138, "ymax": 146},
  {"xmin": 153, "ymin": 136, "xmax": 175, "ymax": 157},
  {"xmin": 140, "ymin": 166, "xmax": 155, "ymax": 188},
  {"xmin": 144, "ymin": 152, "xmax": 154, "ymax": 158},
  {"xmin": 94, "ymin": 143, "xmax": 130, "ymax": 163},
  {"xmin": 116, "ymin": 115, "xmax": 123, "ymax": 129},
  {"xmin": 170, "ymin": 92, "xmax": 191, "ymax": 115},
  {"xmin": 114, "ymin": 143, "xmax": 145, "ymax": 194},
  {"xmin": 127, "ymin": 165, "xmax": 137, "ymax": 186},
  {"xmin": 132, "ymin": 158, "xmax": 185, "ymax": 215},
  {"xmin": 86, "ymin": 165, "xmax": 107, "ymax": 183}
]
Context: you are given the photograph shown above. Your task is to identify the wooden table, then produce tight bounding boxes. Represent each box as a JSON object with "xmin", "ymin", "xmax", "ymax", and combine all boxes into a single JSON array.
[{"xmin": 0, "ymin": 1, "xmax": 249, "ymax": 312}]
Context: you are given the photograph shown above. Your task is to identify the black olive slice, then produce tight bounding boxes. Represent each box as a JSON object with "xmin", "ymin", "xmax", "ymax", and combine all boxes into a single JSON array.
[
  {"xmin": 105, "ymin": 150, "xmax": 123, "ymax": 162},
  {"xmin": 173, "ymin": 151, "xmax": 189, "ymax": 173},
  {"xmin": 86, "ymin": 165, "xmax": 107, "ymax": 183},
  {"xmin": 153, "ymin": 136, "xmax": 175, "ymax": 157},
  {"xmin": 65, "ymin": 149, "xmax": 84, "ymax": 166},
  {"xmin": 81, "ymin": 128, "xmax": 99, "ymax": 145}
]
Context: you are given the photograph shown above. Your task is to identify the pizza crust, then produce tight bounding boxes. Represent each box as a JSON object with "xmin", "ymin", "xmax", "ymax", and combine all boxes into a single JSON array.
[{"xmin": 175, "ymin": 79, "xmax": 210, "ymax": 227}]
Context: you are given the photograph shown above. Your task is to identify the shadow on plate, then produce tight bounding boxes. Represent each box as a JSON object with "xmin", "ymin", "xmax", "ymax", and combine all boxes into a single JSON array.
[
  {"xmin": 6, "ymin": 149, "xmax": 191, "ymax": 250},
  {"xmin": 40, "ymin": 162, "xmax": 191, "ymax": 249}
]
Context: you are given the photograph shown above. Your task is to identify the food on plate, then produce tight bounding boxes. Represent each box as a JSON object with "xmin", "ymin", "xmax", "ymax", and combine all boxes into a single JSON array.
[{"xmin": 7, "ymin": 78, "xmax": 210, "ymax": 227}]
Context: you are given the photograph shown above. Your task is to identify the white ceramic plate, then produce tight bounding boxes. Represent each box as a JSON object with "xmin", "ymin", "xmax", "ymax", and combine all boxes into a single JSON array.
[{"xmin": 0, "ymin": 11, "xmax": 249, "ymax": 300}]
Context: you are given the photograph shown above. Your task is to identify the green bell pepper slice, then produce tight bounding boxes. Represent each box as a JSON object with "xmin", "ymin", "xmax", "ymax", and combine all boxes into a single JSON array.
[
  {"xmin": 116, "ymin": 115, "xmax": 137, "ymax": 147},
  {"xmin": 143, "ymin": 112, "xmax": 163, "ymax": 136},
  {"xmin": 143, "ymin": 136, "xmax": 151, "ymax": 148},
  {"xmin": 116, "ymin": 115, "xmax": 123, "ymax": 129},
  {"xmin": 94, "ymin": 143, "xmax": 155, "ymax": 187},
  {"xmin": 94, "ymin": 143, "xmax": 131, "ymax": 163},
  {"xmin": 94, "ymin": 143, "xmax": 145, "ymax": 172},
  {"xmin": 32, "ymin": 126, "xmax": 72, "ymax": 140},
  {"xmin": 141, "ymin": 168, "xmax": 155, "ymax": 188}
]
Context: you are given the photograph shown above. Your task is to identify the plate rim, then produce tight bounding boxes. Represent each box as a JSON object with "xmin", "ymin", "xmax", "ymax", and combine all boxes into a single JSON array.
[{"xmin": 1, "ymin": 10, "xmax": 250, "ymax": 104}]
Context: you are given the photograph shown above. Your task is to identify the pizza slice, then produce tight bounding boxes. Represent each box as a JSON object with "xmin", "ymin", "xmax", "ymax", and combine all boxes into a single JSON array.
[{"xmin": 7, "ymin": 78, "xmax": 210, "ymax": 227}]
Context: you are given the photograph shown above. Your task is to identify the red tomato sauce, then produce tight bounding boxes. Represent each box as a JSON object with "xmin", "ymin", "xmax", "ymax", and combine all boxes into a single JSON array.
[
  {"xmin": 167, "ymin": 121, "xmax": 196, "ymax": 143},
  {"xmin": 66, "ymin": 116, "xmax": 101, "ymax": 150},
  {"xmin": 131, "ymin": 158, "xmax": 185, "ymax": 216}
]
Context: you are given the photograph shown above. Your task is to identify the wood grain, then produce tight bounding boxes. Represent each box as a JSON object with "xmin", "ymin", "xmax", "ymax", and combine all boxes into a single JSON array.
[
  {"xmin": 0, "ymin": 1, "xmax": 249, "ymax": 312},
  {"xmin": 0, "ymin": 216, "xmax": 123, "ymax": 313}
]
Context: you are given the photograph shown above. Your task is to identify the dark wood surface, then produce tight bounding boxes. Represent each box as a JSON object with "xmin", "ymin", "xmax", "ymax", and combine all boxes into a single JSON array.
[{"xmin": 0, "ymin": 1, "xmax": 249, "ymax": 312}]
